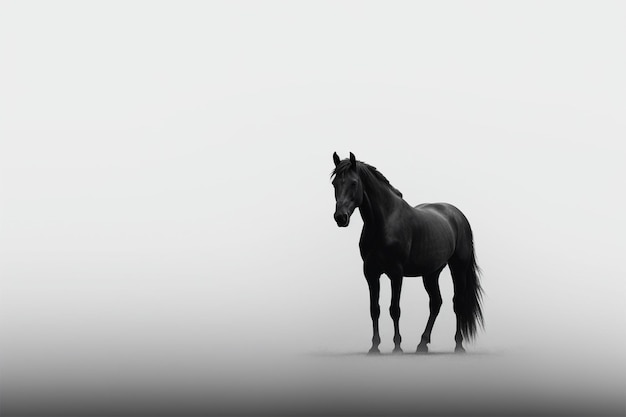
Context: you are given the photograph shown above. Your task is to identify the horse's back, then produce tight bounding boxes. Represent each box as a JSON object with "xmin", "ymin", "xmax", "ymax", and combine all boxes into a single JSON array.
[
  {"xmin": 415, "ymin": 201, "xmax": 459, "ymax": 215},
  {"xmin": 415, "ymin": 203, "xmax": 473, "ymax": 258},
  {"xmin": 415, "ymin": 202, "xmax": 468, "ymax": 224},
  {"xmin": 414, "ymin": 202, "xmax": 474, "ymax": 262}
]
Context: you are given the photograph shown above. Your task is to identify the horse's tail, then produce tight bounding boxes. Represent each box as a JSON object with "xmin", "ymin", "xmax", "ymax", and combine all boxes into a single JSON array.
[{"xmin": 455, "ymin": 227, "xmax": 484, "ymax": 341}]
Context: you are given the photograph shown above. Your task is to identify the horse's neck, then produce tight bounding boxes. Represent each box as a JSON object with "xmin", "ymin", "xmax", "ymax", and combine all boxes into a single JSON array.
[{"xmin": 358, "ymin": 183, "xmax": 402, "ymax": 230}]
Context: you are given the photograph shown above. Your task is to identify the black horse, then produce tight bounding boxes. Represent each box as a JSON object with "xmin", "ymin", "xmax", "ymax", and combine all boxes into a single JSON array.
[{"xmin": 331, "ymin": 152, "xmax": 483, "ymax": 354}]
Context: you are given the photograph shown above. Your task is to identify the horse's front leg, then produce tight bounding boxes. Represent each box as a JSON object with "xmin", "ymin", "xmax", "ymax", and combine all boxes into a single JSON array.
[
  {"xmin": 364, "ymin": 264, "xmax": 382, "ymax": 354},
  {"xmin": 389, "ymin": 275, "xmax": 404, "ymax": 353}
]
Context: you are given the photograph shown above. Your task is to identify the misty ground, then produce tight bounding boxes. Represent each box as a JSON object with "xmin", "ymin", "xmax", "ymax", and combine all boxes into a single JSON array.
[
  {"xmin": 3, "ymin": 344, "xmax": 624, "ymax": 416},
  {"xmin": 3, "ymin": 263, "xmax": 625, "ymax": 417}
]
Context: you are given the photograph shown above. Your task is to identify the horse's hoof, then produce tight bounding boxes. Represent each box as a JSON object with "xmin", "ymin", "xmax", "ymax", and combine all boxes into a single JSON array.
[
  {"xmin": 392, "ymin": 347, "xmax": 403, "ymax": 354},
  {"xmin": 368, "ymin": 347, "xmax": 381, "ymax": 355},
  {"xmin": 416, "ymin": 343, "xmax": 428, "ymax": 353},
  {"xmin": 455, "ymin": 346, "xmax": 466, "ymax": 354}
]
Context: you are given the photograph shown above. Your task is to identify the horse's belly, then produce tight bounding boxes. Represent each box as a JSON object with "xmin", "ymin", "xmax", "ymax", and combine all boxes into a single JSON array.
[
  {"xmin": 402, "ymin": 246, "xmax": 454, "ymax": 277},
  {"xmin": 402, "ymin": 261, "xmax": 446, "ymax": 277}
]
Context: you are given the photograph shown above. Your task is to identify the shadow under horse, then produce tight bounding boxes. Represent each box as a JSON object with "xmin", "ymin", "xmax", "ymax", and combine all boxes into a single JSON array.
[{"xmin": 331, "ymin": 152, "xmax": 484, "ymax": 354}]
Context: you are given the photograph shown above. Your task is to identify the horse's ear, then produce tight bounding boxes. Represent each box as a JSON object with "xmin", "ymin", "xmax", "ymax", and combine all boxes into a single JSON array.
[
  {"xmin": 349, "ymin": 152, "xmax": 356, "ymax": 170},
  {"xmin": 333, "ymin": 152, "xmax": 341, "ymax": 167}
]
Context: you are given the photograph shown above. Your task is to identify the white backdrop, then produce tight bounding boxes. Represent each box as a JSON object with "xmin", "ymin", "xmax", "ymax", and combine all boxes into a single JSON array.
[{"xmin": 1, "ymin": 2, "xmax": 624, "ymax": 416}]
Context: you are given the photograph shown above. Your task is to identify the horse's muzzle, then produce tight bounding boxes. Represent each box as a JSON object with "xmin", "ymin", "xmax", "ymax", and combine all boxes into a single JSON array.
[{"xmin": 334, "ymin": 212, "xmax": 350, "ymax": 227}]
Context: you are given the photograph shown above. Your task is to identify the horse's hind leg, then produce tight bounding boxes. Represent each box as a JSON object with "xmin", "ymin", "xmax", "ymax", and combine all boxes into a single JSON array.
[
  {"xmin": 449, "ymin": 260, "xmax": 467, "ymax": 353},
  {"xmin": 416, "ymin": 268, "xmax": 443, "ymax": 353}
]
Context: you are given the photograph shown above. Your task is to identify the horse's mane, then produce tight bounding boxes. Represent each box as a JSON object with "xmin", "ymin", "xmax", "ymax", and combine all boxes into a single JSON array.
[{"xmin": 331, "ymin": 160, "xmax": 403, "ymax": 198}]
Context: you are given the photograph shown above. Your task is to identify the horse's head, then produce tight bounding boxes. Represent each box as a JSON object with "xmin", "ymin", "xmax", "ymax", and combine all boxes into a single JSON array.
[{"xmin": 331, "ymin": 152, "xmax": 363, "ymax": 227}]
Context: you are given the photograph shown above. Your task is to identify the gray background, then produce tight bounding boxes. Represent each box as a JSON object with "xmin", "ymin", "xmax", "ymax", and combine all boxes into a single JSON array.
[{"xmin": 1, "ymin": 1, "xmax": 624, "ymax": 416}]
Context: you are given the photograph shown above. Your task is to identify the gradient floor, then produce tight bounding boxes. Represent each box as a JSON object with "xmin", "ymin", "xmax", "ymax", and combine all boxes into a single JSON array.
[{"xmin": 3, "ymin": 345, "xmax": 624, "ymax": 416}]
